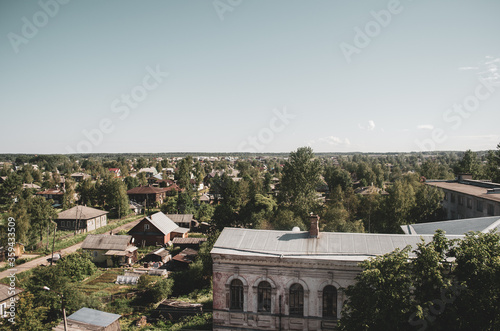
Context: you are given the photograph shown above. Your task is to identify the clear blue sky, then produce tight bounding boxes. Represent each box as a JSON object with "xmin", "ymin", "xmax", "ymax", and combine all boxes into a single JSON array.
[{"xmin": 1, "ymin": 0, "xmax": 499, "ymax": 154}]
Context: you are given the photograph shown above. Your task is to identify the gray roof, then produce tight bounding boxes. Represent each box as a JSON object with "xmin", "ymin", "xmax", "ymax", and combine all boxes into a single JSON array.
[
  {"xmin": 401, "ymin": 216, "xmax": 500, "ymax": 235},
  {"xmin": 145, "ymin": 212, "xmax": 180, "ymax": 235},
  {"xmin": 67, "ymin": 307, "xmax": 121, "ymax": 327},
  {"xmin": 81, "ymin": 234, "xmax": 131, "ymax": 251},
  {"xmin": 211, "ymin": 228, "xmax": 463, "ymax": 261},
  {"xmin": 166, "ymin": 214, "xmax": 194, "ymax": 224},
  {"xmin": 58, "ymin": 205, "xmax": 108, "ymax": 220}
]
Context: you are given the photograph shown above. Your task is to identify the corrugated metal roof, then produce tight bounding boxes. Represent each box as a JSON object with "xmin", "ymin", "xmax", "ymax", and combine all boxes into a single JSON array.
[
  {"xmin": 166, "ymin": 214, "xmax": 194, "ymax": 224},
  {"xmin": 211, "ymin": 228, "xmax": 464, "ymax": 261},
  {"xmin": 172, "ymin": 237, "xmax": 207, "ymax": 245},
  {"xmin": 67, "ymin": 307, "xmax": 121, "ymax": 327},
  {"xmin": 81, "ymin": 234, "xmax": 131, "ymax": 250},
  {"xmin": 402, "ymin": 216, "xmax": 500, "ymax": 235},
  {"xmin": 145, "ymin": 212, "xmax": 179, "ymax": 235},
  {"xmin": 58, "ymin": 205, "xmax": 108, "ymax": 220}
]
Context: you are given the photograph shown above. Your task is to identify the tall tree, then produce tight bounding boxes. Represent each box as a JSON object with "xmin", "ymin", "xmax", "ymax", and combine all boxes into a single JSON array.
[
  {"xmin": 278, "ymin": 147, "xmax": 322, "ymax": 219},
  {"xmin": 28, "ymin": 196, "xmax": 57, "ymax": 242}
]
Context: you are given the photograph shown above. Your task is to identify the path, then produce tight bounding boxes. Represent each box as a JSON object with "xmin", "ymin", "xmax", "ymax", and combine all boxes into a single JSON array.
[{"xmin": 0, "ymin": 217, "xmax": 142, "ymax": 280}]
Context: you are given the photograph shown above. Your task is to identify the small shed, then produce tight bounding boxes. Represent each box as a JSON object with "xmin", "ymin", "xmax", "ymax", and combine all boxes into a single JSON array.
[
  {"xmin": 143, "ymin": 248, "xmax": 171, "ymax": 263},
  {"xmin": 53, "ymin": 307, "xmax": 122, "ymax": 331},
  {"xmin": 171, "ymin": 248, "xmax": 198, "ymax": 270},
  {"xmin": 171, "ymin": 237, "xmax": 207, "ymax": 250},
  {"xmin": 155, "ymin": 300, "xmax": 203, "ymax": 321}
]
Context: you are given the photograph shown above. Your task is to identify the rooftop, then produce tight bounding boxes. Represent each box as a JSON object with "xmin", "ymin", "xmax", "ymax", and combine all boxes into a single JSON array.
[
  {"xmin": 426, "ymin": 180, "xmax": 500, "ymax": 203},
  {"xmin": 81, "ymin": 234, "xmax": 132, "ymax": 251},
  {"xmin": 211, "ymin": 228, "xmax": 463, "ymax": 262},
  {"xmin": 402, "ymin": 216, "xmax": 500, "ymax": 235},
  {"xmin": 66, "ymin": 307, "xmax": 121, "ymax": 327},
  {"xmin": 57, "ymin": 205, "xmax": 108, "ymax": 220}
]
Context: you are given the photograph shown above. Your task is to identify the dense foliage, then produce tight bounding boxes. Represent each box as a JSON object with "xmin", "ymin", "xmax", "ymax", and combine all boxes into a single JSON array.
[{"xmin": 339, "ymin": 230, "xmax": 500, "ymax": 331}]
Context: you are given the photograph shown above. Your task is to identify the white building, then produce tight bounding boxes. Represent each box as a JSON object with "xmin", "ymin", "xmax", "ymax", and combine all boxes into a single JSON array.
[{"xmin": 211, "ymin": 216, "xmax": 462, "ymax": 330}]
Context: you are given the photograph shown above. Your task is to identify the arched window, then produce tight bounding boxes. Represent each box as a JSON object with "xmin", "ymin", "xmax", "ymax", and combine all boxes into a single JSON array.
[
  {"xmin": 322, "ymin": 285, "xmax": 337, "ymax": 319},
  {"xmin": 230, "ymin": 279, "xmax": 244, "ymax": 311},
  {"xmin": 289, "ymin": 283, "xmax": 304, "ymax": 316},
  {"xmin": 257, "ymin": 281, "xmax": 271, "ymax": 312}
]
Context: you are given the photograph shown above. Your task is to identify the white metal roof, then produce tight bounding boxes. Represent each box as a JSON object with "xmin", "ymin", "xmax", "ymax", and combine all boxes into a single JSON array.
[{"xmin": 211, "ymin": 228, "xmax": 464, "ymax": 261}]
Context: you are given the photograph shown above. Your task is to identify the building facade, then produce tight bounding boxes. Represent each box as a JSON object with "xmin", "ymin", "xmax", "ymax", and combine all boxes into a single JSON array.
[
  {"xmin": 57, "ymin": 205, "xmax": 108, "ymax": 233},
  {"xmin": 426, "ymin": 174, "xmax": 500, "ymax": 220},
  {"xmin": 211, "ymin": 216, "xmax": 454, "ymax": 331}
]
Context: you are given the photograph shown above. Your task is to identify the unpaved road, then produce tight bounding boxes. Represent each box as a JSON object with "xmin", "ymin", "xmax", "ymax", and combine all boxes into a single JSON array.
[{"xmin": 0, "ymin": 217, "xmax": 142, "ymax": 280}]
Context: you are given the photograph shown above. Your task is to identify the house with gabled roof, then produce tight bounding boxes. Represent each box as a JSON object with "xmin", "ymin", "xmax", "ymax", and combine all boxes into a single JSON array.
[
  {"xmin": 127, "ymin": 185, "xmax": 167, "ymax": 207},
  {"xmin": 82, "ymin": 234, "xmax": 137, "ymax": 267},
  {"xmin": 128, "ymin": 212, "xmax": 189, "ymax": 247},
  {"xmin": 57, "ymin": 205, "xmax": 108, "ymax": 233}
]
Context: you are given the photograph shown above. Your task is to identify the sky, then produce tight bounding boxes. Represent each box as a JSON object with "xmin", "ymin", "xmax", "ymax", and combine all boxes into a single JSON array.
[{"xmin": 1, "ymin": 0, "xmax": 500, "ymax": 154}]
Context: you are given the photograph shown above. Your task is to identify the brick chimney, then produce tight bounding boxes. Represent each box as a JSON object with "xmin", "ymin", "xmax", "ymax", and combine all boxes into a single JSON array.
[{"xmin": 309, "ymin": 214, "xmax": 320, "ymax": 238}]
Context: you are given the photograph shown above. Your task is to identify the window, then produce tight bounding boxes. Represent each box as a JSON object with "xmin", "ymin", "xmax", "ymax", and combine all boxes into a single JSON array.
[
  {"xmin": 451, "ymin": 193, "xmax": 455, "ymax": 203},
  {"xmin": 289, "ymin": 283, "xmax": 304, "ymax": 317},
  {"xmin": 443, "ymin": 193, "xmax": 448, "ymax": 201},
  {"xmin": 477, "ymin": 200, "xmax": 484, "ymax": 212},
  {"xmin": 458, "ymin": 196, "xmax": 464, "ymax": 206},
  {"xmin": 61, "ymin": 221, "xmax": 65, "ymax": 227},
  {"xmin": 144, "ymin": 224, "xmax": 150, "ymax": 231},
  {"xmin": 488, "ymin": 204, "xmax": 495, "ymax": 216},
  {"xmin": 258, "ymin": 281, "xmax": 271, "ymax": 313},
  {"xmin": 93, "ymin": 251, "xmax": 98, "ymax": 258},
  {"xmin": 230, "ymin": 279, "xmax": 244, "ymax": 310},
  {"xmin": 467, "ymin": 198, "xmax": 472, "ymax": 209},
  {"xmin": 322, "ymin": 285, "xmax": 337, "ymax": 319}
]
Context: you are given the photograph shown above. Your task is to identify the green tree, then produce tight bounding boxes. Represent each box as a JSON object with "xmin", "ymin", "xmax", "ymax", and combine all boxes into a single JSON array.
[
  {"xmin": 324, "ymin": 166, "xmax": 352, "ymax": 192},
  {"xmin": 57, "ymin": 252, "xmax": 97, "ymax": 282},
  {"xmin": 456, "ymin": 150, "xmax": 482, "ymax": 179},
  {"xmin": 100, "ymin": 178, "xmax": 129, "ymax": 218},
  {"xmin": 0, "ymin": 291, "xmax": 48, "ymax": 330},
  {"xmin": 278, "ymin": 147, "xmax": 322, "ymax": 220},
  {"xmin": 62, "ymin": 178, "xmax": 76, "ymax": 210},
  {"xmin": 340, "ymin": 231, "xmax": 500, "ymax": 331},
  {"xmin": 28, "ymin": 196, "xmax": 57, "ymax": 242}
]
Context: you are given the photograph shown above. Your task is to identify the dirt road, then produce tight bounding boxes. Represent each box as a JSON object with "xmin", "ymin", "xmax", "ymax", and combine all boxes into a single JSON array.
[{"xmin": 0, "ymin": 217, "xmax": 142, "ymax": 280}]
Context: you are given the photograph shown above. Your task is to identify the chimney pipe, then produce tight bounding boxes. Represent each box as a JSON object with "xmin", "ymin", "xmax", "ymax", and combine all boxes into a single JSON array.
[{"xmin": 309, "ymin": 214, "xmax": 320, "ymax": 238}]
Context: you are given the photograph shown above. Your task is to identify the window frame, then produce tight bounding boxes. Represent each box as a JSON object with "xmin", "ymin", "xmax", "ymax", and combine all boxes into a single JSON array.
[
  {"xmin": 289, "ymin": 283, "xmax": 304, "ymax": 317},
  {"xmin": 322, "ymin": 285, "xmax": 338, "ymax": 319},
  {"xmin": 230, "ymin": 279, "xmax": 244, "ymax": 311},
  {"xmin": 257, "ymin": 281, "xmax": 272, "ymax": 313}
]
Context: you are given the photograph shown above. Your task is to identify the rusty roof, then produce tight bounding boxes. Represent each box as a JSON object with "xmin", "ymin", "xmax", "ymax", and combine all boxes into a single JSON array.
[{"xmin": 426, "ymin": 181, "xmax": 500, "ymax": 203}]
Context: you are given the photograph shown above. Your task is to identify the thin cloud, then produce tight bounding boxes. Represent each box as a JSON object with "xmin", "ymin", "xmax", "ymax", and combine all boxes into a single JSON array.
[
  {"xmin": 417, "ymin": 124, "xmax": 434, "ymax": 130},
  {"xmin": 358, "ymin": 120, "xmax": 375, "ymax": 131},
  {"xmin": 460, "ymin": 56, "xmax": 500, "ymax": 85},
  {"xmin": 318, "ymin": 136, "xmax": 351, "ymax": 146}
]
